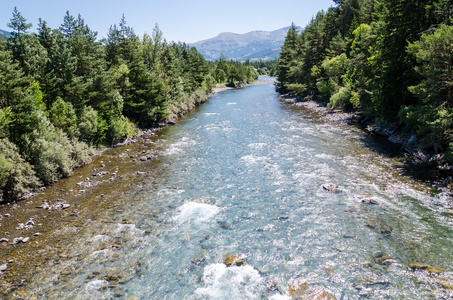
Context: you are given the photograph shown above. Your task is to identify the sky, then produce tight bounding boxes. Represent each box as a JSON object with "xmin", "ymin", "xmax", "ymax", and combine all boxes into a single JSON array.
[{"xmin": 1, "ymin": 0, "xmax": 334, "ymax": 43}]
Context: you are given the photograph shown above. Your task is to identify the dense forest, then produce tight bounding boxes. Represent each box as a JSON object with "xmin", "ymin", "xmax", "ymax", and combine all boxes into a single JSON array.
[
  {"xmin": 0, "ymin": 8, "xmax": 258, "ymax": 203},
  {"xmin": 277, "ymin": 0, "xmax": 453, "ymax": 160}
]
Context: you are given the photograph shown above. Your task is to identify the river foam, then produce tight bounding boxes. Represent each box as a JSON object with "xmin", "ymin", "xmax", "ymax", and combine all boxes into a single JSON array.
[
  {"xmin": 194, "ymin": 263, "xmax": 264, "ymax": 299},
  {"xmin": 173, "ymin": 202, "xmax": 220, "ymax": 224}
]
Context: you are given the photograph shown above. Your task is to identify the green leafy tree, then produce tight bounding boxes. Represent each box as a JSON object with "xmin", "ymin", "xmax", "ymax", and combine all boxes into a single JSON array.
[{"xmin": 50, "ymin": 97, "xmax": 78, "ymax": 138}]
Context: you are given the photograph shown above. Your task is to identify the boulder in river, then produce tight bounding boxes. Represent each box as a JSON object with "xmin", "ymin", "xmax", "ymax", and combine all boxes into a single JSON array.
[{"xmin": 224, "ymin": 254, "xmax": 246, "ymax": 266}]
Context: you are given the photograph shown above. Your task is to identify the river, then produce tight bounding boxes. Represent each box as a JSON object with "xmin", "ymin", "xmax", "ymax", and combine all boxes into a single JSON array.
[{"xmin": 1, "ymin": 77, "xmax": 453, "ymax": 299}]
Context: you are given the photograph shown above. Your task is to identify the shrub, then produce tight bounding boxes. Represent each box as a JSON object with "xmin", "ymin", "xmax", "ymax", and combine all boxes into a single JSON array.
[
  {"xmin": 316, "ymin": 78, "xmax": 338, "ymax": 99},
  {"xmin": 329, "ymin": 85, "xmax": 352, "ymax": 108},
  {"xmin": 286, "ymin": 83, "xmax": 307, "ymax": 98},
  {"xmin": 0, "ymin": 138, "xmax": 40, "ymax": 202},
  {"xmin": 107, "ymin": 115, "xmax": 136, "ymax": 145},
  {"xmin": 27, "ymin": 111, "xmax": 93, "ymax": 184}
]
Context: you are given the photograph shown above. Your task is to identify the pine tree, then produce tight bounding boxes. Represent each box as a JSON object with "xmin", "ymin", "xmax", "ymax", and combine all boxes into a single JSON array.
[{"xmin": 7, "ymin": 7, "xmax": 32, "ymax": 39}]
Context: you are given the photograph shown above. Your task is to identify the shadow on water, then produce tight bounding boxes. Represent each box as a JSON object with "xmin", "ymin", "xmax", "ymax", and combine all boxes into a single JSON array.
[{"xmin": 358, "ymin": 127, "xmax": 443, "ymax": 185}]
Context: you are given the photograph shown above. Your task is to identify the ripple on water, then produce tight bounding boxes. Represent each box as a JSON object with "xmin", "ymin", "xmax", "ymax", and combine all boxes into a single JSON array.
[{"xmin": 163, "ymin": 136, "xmax": 197, "ymax": 156}]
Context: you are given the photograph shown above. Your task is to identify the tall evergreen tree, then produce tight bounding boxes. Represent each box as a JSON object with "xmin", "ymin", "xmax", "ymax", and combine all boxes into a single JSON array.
[{"xmin": 7, "ymin": 7, "xmax": 32, "ymax": 39}]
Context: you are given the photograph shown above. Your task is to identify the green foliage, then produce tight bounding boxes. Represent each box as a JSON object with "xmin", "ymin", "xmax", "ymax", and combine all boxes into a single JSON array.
[
  {"xmin": 7, "ymin": 6, "xmax": 32, "ymax": 39},
  {"xmin": 399, "ymin": 105, "xmax": 453, "ymax": 144},
  {"xmin": 78, "ymin": 106, "xmax": 99, "ymax": 143},
  {"xmin": 329, "ymin": 85, "xmax": 352, "ymax": 108},
  {"xmin": 27, "ymin": 111, "xmax": 93, "ymax": 184},
  {"xmin": 407, "ymin": 24, "xmax": 453, "ymax": 107},
  {"xmin": 0, "ymin": 138, "xmax": 40, "ymax": 202},
  {"xmin": 50, "ymin": 97, "xmax": 78, "ymax": 138},
  {"xmin": 286, "ymin": 83, "xmax": 307, "ymax": 98},
  {"xmin": 316, "ymin": 78, "xmax": 338, "ymax": 99},
  {"xmin": 107, "ymin": 115, "xmax": 135, "ymax": 145}
]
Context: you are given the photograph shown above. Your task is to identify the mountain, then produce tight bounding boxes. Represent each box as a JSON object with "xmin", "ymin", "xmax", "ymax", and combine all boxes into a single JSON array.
[
  {"xmin": 191, "ymin": 26, "xmax": 301, "ymax": 62},
  {"xmin": 0, "ymin": 29, "xmax": 11, "ymax": 41}
]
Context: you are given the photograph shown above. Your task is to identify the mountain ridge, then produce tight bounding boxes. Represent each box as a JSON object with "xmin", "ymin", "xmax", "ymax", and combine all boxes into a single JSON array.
[
  {"xmin": 0, "ymin": 29, "xmax": 11, "ymax": 41},
  {"xmin": 191, "ymin": 26, "xmax": 301, "ymax": 62}
]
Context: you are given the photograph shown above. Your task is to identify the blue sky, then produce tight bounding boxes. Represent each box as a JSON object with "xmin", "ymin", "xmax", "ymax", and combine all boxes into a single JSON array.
[{"xmin": 1, "ymin": 0, "xmax": 334, "ymax": 43}]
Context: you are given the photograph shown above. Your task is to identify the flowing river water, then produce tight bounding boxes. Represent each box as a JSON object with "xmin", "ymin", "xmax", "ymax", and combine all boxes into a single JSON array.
[{"xmin": 1, "ymin": 78, "xmax": 453, "ymax": 299}]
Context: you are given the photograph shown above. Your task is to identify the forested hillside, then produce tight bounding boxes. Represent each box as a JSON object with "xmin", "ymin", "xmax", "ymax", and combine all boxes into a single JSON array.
[
  {"xmin": 0, "ymin": 8, "xmax": 258, "ymax": 203},
  {"xmin": 277, "ymin": 0, "xmax": 453, "ymax": 160}
]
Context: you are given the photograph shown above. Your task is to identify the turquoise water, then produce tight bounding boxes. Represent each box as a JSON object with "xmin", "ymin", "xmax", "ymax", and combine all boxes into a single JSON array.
[{"xmin": 23, "ymin": 80, "xmax": 453, "ymax": 299}]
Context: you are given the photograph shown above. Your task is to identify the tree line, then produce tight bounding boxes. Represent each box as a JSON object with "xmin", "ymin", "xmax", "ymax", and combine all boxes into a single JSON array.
[
  {"xmin": 277, "ymin": 0, "xmax": 453, "ymax": 157},
  {"xmin": 0, "ymin": 8, "xmax": 258, "ymax": 202}
]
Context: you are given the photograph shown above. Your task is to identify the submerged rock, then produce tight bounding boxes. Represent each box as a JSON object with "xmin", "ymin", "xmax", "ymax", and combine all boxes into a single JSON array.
[
  {"xmin": 380, "ymin": 224, "xmax": 393, "ymax": 234},
  {"xmin": 224, "ymin": 255, "xmax": 246, "ymax": 267},
  {"xmin": 409, "ymin": 263, "xmax": 444, "ymax": 274},
  {"xmin": 343, "ymin": 234, "xmax": 356, "ymax": 239},
  {"xmin": 365, "ymin": 220, "xmax": 376, "ymax": 228},
  {"xmin": 355, "ymin": 194, "xmax": 378, "ymax": 204},
  {"xmin": 361, "ymin": 261, "xmax": 373, "ymax": 268},
  {"xmin": 308, "ymin": 287, "xmax": 337, "ymax": 300},
  {"xmin": 374, "ymin": 253, "xmax": 395, "ymax": 265},
  {"xmin": 0, "ymin": 264, "xmax": 7, "ymax": 271},
  {"xmin": 267, "ymin": 281, "xmax": 279, "ymax": 292},
  {"xmin": 322, "ymin": 183, "xmax": 339, "ymax": 192},
  {"xmin": 288, "ymin": 278, "xmax": 308, "ymax": 298}
]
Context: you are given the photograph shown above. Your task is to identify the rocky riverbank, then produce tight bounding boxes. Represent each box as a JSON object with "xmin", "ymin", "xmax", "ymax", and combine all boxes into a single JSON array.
[
  {"xmin": 279, "ymin": 94, "xmax": 453, "ymax": 191},
  {"xmin": 0, "ymin": 127, "xmax": 170, "ymax": 298}
]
